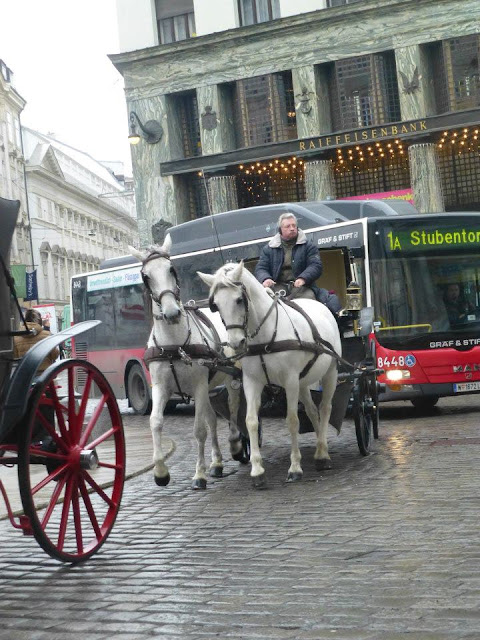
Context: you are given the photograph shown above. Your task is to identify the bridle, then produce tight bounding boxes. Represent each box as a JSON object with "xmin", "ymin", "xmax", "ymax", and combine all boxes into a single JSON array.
[
  {"xmin": 141, "ymin": 250, "xmax": 180, "ymax": 310},
  {"xmin": 209, "ymin": 281, "xmax": 279, "ymax": 347}
]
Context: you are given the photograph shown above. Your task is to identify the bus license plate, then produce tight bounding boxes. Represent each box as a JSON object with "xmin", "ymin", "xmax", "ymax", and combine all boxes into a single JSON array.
[{"xmin": 453, "ymin": 381, "xmax": 480, "ymax": 393}]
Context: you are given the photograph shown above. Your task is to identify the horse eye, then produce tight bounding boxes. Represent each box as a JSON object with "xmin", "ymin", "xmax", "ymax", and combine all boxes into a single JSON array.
[
  {"xmin": 169, "ymin": 267, "xmax": 175, "ymax": 275},
  {"xmin": 235, "ymin": 297, "xmax": 243, "ymax": 305}
]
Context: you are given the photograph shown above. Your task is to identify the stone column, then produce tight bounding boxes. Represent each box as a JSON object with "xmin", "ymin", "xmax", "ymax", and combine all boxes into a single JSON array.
[
  {"xmin": 197, "ymin": 85, "xmax": 236, "ymax": 155},
  {"xmin": 208, "ymin": 176, "xmax": 238, "ymax": 214},
  {"xmin": 408, "ymin": 143, "xmax": 444, "ymax": 213},
  {"xmin": 304, "ymin": 160, "xmax": 336, "ymax": 201},
  {"xmin": 395, "ymin": 44, "xmax": 436, "ymax": 120},
  {"xmin": 292, "ymin": 65, "xmax": 332, "ymax": 139}
]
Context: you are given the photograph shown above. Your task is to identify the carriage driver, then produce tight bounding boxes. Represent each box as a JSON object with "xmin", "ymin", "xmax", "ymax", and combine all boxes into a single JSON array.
[{"xmin": 254, "ymin": 213, "xmax": 342, "ymax": 315}]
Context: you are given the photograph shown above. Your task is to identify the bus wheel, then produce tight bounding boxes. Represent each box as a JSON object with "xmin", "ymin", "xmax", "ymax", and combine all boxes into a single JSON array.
[
  {"xmin": 411, "ymin": 396, "xmax": 439, "ymax": 411},
  {"xmin": 127, "ymin": 364, "xmax": 152, "ymax": 415}
]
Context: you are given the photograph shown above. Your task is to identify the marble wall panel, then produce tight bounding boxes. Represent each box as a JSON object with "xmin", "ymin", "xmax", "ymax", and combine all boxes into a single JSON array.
[
  {"xmin": 208, "ymin": 176, "xmax": 238, "ymax": 214},
  {"xmin": 292, "ymin": 65, "xmax": 332, "ymax": 138},
  {"xmin": 408, "ymin": 143, "xmax": 445, "ymax": 213},
  {"xmin": 197, "ymin": 85, "xmax": 236, "ymax": 156},
  {"xmin": 395, "ymin": 44, "xmax": 436, "ymax": 120},
  {"xmin": 304, "ymin": 160, "xmax": 336, "ymax": 201},
  {"xmin": 114, "ymin": 0, "xmax": 480, "ymax": 100}
]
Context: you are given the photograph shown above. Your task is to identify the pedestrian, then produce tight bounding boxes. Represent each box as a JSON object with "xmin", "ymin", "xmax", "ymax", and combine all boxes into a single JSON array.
[{"xmin": 14, "ymin": 308, "xmax": 59, "ymax": 370}]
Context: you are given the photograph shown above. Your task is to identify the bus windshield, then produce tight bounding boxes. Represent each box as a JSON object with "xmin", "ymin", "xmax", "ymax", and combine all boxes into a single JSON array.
[{"xmin": 369, "ymin": 216, "xmax": 480, "ymax": 349}]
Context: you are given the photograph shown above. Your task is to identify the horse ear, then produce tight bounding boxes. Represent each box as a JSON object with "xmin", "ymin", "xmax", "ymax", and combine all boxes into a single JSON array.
[
  {"xmin": 197, "ymin": 271, "xmax": 215, "ymax": 287},
  {"xmin": 161, "ymin": 234, "xmax": 172, "ymax": 254},
  {"xmin": 229, "ymin": 261, "xmax": 244, "ymax": 282},
  {"xmin": 128, "ymin": 245, "xmax": 145, "ymax": 262}
]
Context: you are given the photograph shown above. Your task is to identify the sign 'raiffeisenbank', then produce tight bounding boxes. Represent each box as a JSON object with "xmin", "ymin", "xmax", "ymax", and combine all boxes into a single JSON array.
[
  {"xmin": 298, "ymin": 120, "xmax": 427, "ymax": 151},
  {"xmin": 87, "ymin": 266, "xmax": 141, "ymax": 292}
]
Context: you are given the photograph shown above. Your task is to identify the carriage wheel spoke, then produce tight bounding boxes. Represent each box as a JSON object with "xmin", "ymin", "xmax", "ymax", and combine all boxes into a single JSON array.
[
  {"xmin": 79, "ymin": 476, "xmax": 102, "ymax": 540},
  {"xmin": 47, "ymin": 381, "xmax": 71, "ymax": 445},
  {"xmin": 78, "ymin": 394, "xmax": 108, "ymax": 449},
  {"xmin": 82, "ymin": 470, "xmax": 116, "ymax": 509},
  {"xmin": 75, "ymin": 371, "xmax": 94, "ymax": 442},
  {"xmin": 30, "ymin": 461, "xmax": 69, "ymax": 495},
  {"xmin": 57, "ymin": 473, "xmax": 75, "ymax": 550},
  {"xmin": 33, "ymin": 410, "xmax": 67, "ymax": 453},
  {"xmin": 71, "ymin": 480, "xmax": 84, "ymax": 554},
  {"xmin": 86, "ymin": 424, "xmax": 118, "ymax": 450},
  {"xmin": 40, "ymin": 472, "xmax": 69, "ymax": 530}
]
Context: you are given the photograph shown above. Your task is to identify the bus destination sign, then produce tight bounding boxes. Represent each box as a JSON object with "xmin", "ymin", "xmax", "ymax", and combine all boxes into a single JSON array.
[
  {"xmin": 87, "ymin": 266, "xmax": 141, "ymax": 292},
  {"xmin": 386, "ymin": 226, "xmax": 480, "ymax": 253}
]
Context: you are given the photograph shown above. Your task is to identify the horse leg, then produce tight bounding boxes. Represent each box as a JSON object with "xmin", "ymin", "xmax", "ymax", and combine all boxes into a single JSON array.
[
  {"xmin": 313, "ymin": 362, "xmax": 337, "ymax": 470},
  {"xmin": 150, "ymin": 383, "xmax": 171, "ymax": 486},
  {"xmin": 191, "ymin": 386, "xmax": 210, "ymax": 490},
  {"xmin": 285, "ymin": 379, "xmax": 303, "ymax": 482},
  {"xmin": 243, "ymin": 378, "xmax": 266, "ymax": 488},
  {"xmin": 206, "ymin": 401, "xmax": 224, "ymax": 479},
  {"xmin": 227, "ymin": 383, "xmax": 248, "ymax": 464}
]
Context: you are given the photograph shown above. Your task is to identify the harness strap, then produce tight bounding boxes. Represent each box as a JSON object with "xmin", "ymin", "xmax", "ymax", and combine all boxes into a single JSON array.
[{"xmin": 144, "ymin": 343, "xmax": 216, "ymax": 365}]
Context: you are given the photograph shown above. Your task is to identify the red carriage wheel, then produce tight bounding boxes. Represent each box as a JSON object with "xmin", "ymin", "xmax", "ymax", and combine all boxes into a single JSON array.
[{"xmin": 18, "ymin": 359, "xmax": 125, "ymax": 563}]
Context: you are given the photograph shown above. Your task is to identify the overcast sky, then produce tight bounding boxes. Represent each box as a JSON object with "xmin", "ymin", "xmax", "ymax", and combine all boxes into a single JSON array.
[{"xmin": 2, "ymin": 0, "xmax": 132, "ymax": 174}]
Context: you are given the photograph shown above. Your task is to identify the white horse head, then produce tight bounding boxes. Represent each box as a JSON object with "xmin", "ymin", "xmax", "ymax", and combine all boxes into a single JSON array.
[
  {"xmin": 198, "ymin": 261, "xmax": 269, "ymax": 353},
  {"xmin": 128, "ymin": 235, "xmax": 182, "ymax": 324}
]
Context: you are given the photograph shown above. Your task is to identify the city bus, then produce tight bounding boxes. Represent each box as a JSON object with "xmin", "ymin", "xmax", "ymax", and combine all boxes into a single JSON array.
[{"xmin": 71, "ymin": 200, "xmax": 480, "ymax": 412}]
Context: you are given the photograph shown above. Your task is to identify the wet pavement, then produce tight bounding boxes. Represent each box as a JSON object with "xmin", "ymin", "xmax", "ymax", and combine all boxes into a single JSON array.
[{"xmin": 0, "ymin": 395, "xmax": 479, "ymax": 639}]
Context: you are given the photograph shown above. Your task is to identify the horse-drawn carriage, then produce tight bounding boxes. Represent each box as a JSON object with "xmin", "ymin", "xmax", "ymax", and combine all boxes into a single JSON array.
[
  {"xmin": 0, "ymin": 197, "xmax": 125, "ymax": 562},
  {"xmin": 125, "ymin": 200, "xmax": 395, "ymax": 488}
]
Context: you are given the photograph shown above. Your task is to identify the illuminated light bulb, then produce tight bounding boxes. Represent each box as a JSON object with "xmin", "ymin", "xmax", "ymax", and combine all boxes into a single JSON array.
[
  {"xmin": 370, "ymin": 152, "xmax": 374, "ymax": 156},
  {"xmin": 451, "ymin": 139, "xmax": 455, "ymax": 143},
  {"xmin": 269, "ymin": 163, "xmax": 273, "ymax": 167},
  {"xmin": 292, "ymin": 164, "xmax": 296, "ymax": 169},
  {"xmin": 376, "ymin": 143, "xmax": 380, "ymax": 147},
  {"xmin": 274, "ymin": 167, "xmax": 278, "ymax": 172},
  {"xmin": 367, "ymin": 147, "xmax": 372, "ymax": 151},
  {"xmin": 287, "ymin": 159, "xmax": 292, "ymax": 164},
  {"xmin": 337, "ymin": 149, "xmax": 342, "ymax": 154},
  {"xmin": 275, "ymin": 159, "xmax": 279, "ymax": 164},
  {"xmin": 464, "ymin": 134, "xmax": 468, "ymax": 138},
  {"xmin": 360, "ymin": 157, "xmax": 364, "ymax": 161},
  {"xmin": 284, "ymin": 167, "xmax": 288, "ymax": 172},
  {"xmin": 460, "ymin": 141, "xmax": 465, "ymax": 145},
  {"xmin": 464, "ymin": 128, "xmax": 468, "ymax": 132},
  {"xmin": 453, "ymin": 132, "xmax": 458, "ymax": 137},
  {"xmin": 246, "ymin": 170, "xmax": 250, "ymax": 174},
  {"xmin": 256, "ymin": 162, "xmax": 260, "ymax": 166},
  {"xmin": 197, "ymin": 171, "xmax": 202, "ymax": 176},
  {"xmin": 239, "ymin": 165, "xmax": 244, "ymax": 169},
  {"xmin": 299, "ymin": 160, "xmax": 303, "ymax": 164},
  {"xmin": 339, "ymin": 159, "xmax": 344, "ymax": 164},
  {"xmin": 355, "ymin": 146, "xmax": 360, "ymax": 150},
  {"xmin": 387, "ymin": 143, "xmax": 391, "ymax": 147},
  {"xmin": 443, "ymin": 131, "xmax": 448, "ymax": 136},
  {"xmin": 474, "ymin": 135, "xmax": 478, "ymax": 140},
  {"xmin": 399, "ymin": 150, "xmax": 404, "ymax": 154}
]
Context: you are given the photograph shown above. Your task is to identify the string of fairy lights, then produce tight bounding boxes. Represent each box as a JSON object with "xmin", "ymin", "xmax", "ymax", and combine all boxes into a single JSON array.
[{"xmin": 195, "ymin": 126, "xmax": 479, "ymax": 202}]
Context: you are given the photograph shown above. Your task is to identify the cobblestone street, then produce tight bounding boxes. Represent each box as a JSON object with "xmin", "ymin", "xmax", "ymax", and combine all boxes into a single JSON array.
[{"xmin": 0, "ymin": 396, "xmax": 479, "ymax": 639}]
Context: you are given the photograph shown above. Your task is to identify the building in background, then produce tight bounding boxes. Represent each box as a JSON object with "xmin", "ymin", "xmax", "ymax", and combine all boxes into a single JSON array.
[
  {"xmin": 111, "ymin": 0, "xmax": 480, "ymax": 247},
  {"xmin": 22, "ymin": 128, "xmax": 138, "ymax": 322},
  {"xmin": 0, "ymin": 59, "xmax": 32, "ymax": 295}
]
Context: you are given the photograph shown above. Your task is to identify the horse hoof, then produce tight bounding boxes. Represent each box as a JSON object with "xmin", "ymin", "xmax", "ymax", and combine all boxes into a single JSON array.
[
  {"xmin": 252, "ymin": 473, "xmax": 267, "ymax": 489},
  {"xmin": 209, "ymin": 466, "xmax": 223, "ymax": 478},
  {"xmin": 232, "ymin": 451, "xmax": 249, "ymax": 465},
  {"xmin": 315, "ymin": 458, "xmax": 333, "ymax": 471},
  {"xmin": 154, "ymin": 473, "xmax": 170, "ymax": 486},
  {"xmin": 192, "ymin": 478, "xmax": 207, "ymax": 490},
  {"xmin": 287, "ymin": 471, "xmax": 303, "ymax": 482}
]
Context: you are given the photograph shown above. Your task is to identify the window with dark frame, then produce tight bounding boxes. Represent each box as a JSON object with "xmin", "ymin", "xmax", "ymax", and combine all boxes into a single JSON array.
[
  {"xmin": 159, "ymin": 11, "xmax": 195, "ymax": 44},
  {"xmin": 329, "ymin": 52, "xmax": 401, "ymax": 131},
  {"xmin": 431, "ymin": 34, "xmax": 480, "ymax": 113},
  {"xmin": 233, "ymin": 72, "xmax": 297, "ymax": 148},
  {"xmin": 173, "ymin": 91, "xmax": 202, "ymax": 158},
  {"xmin": 238, "ymin": 0, "xmax": 280, "ymax": 26}
]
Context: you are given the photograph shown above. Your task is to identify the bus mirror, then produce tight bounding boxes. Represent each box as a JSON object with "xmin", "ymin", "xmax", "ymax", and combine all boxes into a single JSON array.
[
  {"xmin": 346, "ymin": 281, "xmax": 362, "ymax": 310},
  {"xmin": 357, "ymin": 307, "xmax": 374, "ymax": 337}
]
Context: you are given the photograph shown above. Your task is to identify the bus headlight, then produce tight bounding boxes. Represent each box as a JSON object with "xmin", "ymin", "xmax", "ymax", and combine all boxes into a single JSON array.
[{"xmin": 385, "ymin": 369, "xmax": 411, "ymax": 381}]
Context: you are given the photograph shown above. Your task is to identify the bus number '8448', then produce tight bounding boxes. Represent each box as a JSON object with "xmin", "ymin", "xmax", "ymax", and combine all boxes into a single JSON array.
[{"xmin": 377, "ymin": 356, "xmax": 405, "ymax": 368}]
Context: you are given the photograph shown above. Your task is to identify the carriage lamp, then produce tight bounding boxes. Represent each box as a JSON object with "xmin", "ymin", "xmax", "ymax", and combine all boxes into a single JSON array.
[
  {"xmin": 128, "ymin": 111, "xmax": 163, "ymax": 145},
  {"xmin": 345, "ymin": 281, "xmax": 362, "ymax": 310}
]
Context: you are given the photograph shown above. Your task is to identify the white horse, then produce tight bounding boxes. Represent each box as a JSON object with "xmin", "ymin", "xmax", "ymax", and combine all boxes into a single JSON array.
[
  {"xmin": 198, "ymin": 262, "xmax": 341, "ymax": 488},
  {"xmin": 129, "ymin": 238, "xmax": 245, "ymax": 490}
]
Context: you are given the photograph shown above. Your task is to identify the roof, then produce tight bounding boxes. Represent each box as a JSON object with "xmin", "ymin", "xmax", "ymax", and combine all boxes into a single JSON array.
[{"xmin": 168, "ymin": 200, "xmax": 417, "ymax": 255}]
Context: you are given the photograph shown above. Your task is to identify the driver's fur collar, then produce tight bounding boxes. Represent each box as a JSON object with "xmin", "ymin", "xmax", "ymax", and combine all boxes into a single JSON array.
[{"xmin": 268, "ymin": 228, "xmax": 307, "ymax": 248}]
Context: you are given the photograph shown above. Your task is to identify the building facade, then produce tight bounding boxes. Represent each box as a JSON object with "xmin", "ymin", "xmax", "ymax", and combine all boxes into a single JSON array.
[
  {"xmin": 112, "ymin": 0, "xmax": 480, "ymax": 246},
  {"xmin": 0, "ymin": 60, "xmax": 32, "ymax": 287},
  {"xmin": 23, "ymin": 128, "xmax": 138, "ymax": 320}
]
